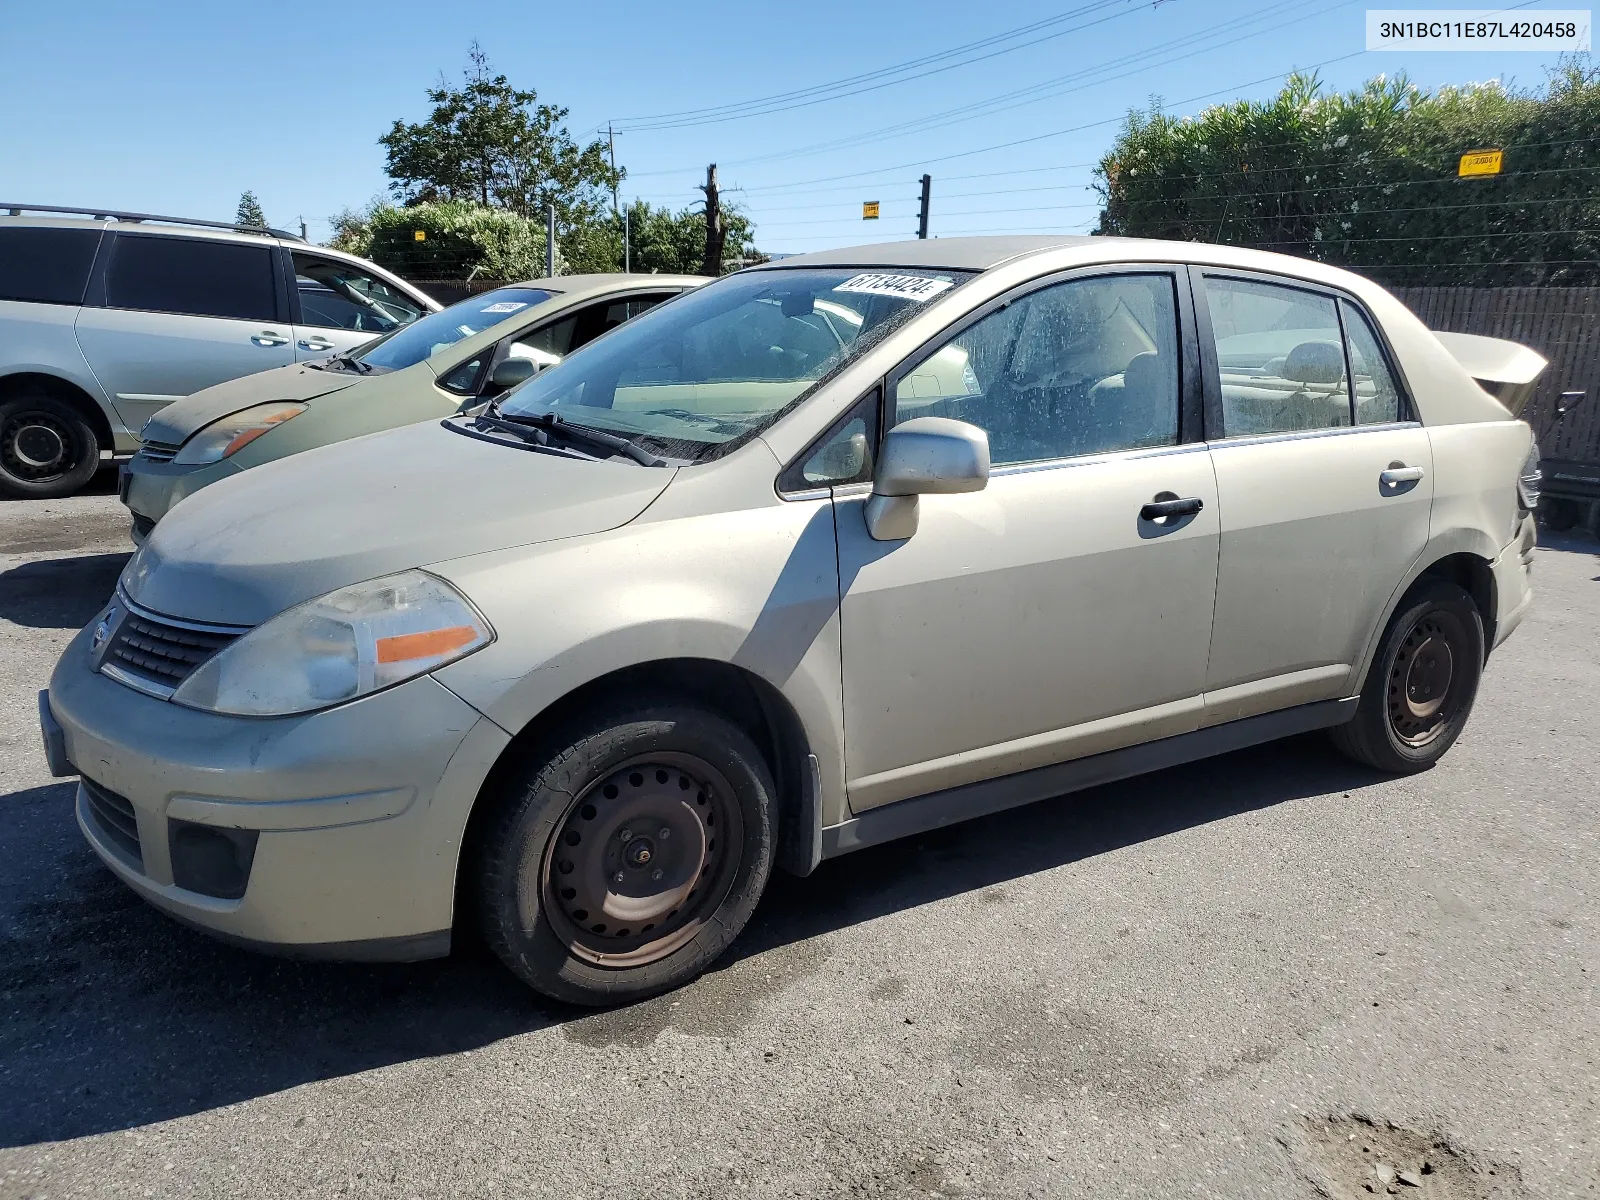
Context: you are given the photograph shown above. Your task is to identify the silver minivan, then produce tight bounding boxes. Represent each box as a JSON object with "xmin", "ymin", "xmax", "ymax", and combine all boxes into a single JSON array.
[
  {"xmin": 0, "ymin": 204, "xmax": 438, "ymax": 498},
  {"xmin": 44, "ymin": 236, "xmax": 1540, "ymax": 1006}
]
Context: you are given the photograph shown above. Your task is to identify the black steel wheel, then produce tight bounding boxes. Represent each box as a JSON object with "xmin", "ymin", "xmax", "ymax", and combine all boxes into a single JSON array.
[
  {"xmin": 1331, "ymin": 579, "xmax": 1484, "ymax": 773},
  {"xmin": 475, "ymin": 700, "xmax": 777, "ymax": 1005},
  {"xmin": 0, "ymin": 392, "xmax": 102, "ymax": 499}
]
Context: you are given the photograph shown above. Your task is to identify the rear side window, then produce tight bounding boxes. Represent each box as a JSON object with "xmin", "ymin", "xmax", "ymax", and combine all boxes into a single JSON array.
[
  {"xmin": 0, "ymin": 227, "xmax": 101, "ymax": 305},
  {"xmin": 1340, "ymin": 300, "xmax": 1406, "ymax": 424},
  {"xmin": 105, "ymin": 235, "xmax": 277, "ymax": 321},
  {"xmin": 1203, "ymin": 276, "xmax": 1351, "ymax": 436}
]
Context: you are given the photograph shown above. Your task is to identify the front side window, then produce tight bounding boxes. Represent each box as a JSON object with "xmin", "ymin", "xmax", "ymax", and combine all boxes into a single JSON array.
[
  {"xmin": 0, "ymin": 227, "xmax": 102, "ymax": 305},
  {"xmin": 891, "ymin": 273, "xmax": 1181, "ymax": 466},
  {"xmin": 292, "ymin": 253, "xmax": 426, "ymax": 334},
  {"xmin": 358, "ymin": 286, "xmax": 556, "ymax": 372},
  {"xmin": 1204, "ymin": 276, "xmax": 1351, "ymax": 436},
  {"xmin": 104, "ymin": 235, "xmax": 276, "ymax": 321},
  {"xmin": 498, "ymin": 268, "xmax": 970, "ymax": 461},
  {"xmin": 1341, "ymin": 300, "xmax": 1405, "ymax": 425}
]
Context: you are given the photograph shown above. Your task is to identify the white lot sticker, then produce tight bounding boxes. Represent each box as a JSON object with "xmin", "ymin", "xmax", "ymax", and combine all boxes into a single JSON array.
[
  {"xmin": 835, "ymin": 273, "xmax": 954, "ymax": 302},
  {"xmin": 480, "ymin": 301, "xmax": 529, "ymax": 314}
]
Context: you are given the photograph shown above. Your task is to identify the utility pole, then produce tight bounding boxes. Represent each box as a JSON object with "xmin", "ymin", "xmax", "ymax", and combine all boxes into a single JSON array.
[
  {"xmin": 917, "ymin": 174, "xmax": 932, "ymax": 240},
  {"xmin": 607, "ymin": 125, "xmax": 620, "ymax": 217},
  {"xmin": 624, "ymin": 205, "xmax": 631, "ymax": 273},
  {"xmin": 700, "ymin": 163, "xmax": 725, "ymax": 277},
  {"xmin": 546, "ymin": 203, "xmax": 557, "ymax": 278},
  {"xmin": 298, "ymin": 216, "xmax": 307, "ymax": 240}
]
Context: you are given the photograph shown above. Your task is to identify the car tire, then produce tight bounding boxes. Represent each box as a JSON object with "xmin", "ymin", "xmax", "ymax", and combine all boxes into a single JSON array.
[
  {"xmin": 0, "ymin": 391, "xmax": 102, "ymax": 500},
  {"xmin": 1540, "ymin": 497, "xmax": 1580, "ymax": 532},
  {"xmin": 1330, "ymin": 579, "xmax": 1484, "ymax": 774},
  {"xmin": 475, "ymin": 700, "xmax": 777, "ymax": 1006}
]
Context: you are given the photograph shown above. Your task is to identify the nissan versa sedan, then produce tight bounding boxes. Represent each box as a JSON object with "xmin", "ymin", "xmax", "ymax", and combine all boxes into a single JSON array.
[
  {"xmin": 43, "ymin": 236, "xmax": 1541, "ymax": 1006},
  {"xmin": 121, "ymin": 274, "xmax": 702, "ymax": 542}
]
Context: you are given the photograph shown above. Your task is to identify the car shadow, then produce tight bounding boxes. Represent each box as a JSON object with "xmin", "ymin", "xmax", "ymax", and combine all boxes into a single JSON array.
[
  {"xmin": 0, "ymin": 467, "xmax": 120, "ymax": 504},
  {"xmin": 0, "ymin": 553, "xmax": 129, "ymax": 629},
  {"xmin": 0, "ymin": 733, "xmax": 1381, "ymax": 1148}
]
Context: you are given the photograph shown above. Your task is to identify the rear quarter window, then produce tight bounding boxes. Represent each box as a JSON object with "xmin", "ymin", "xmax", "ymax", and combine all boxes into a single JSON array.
[{"xmin": 0, "ymin": 227, "xmax": 102, "ymax": 305}]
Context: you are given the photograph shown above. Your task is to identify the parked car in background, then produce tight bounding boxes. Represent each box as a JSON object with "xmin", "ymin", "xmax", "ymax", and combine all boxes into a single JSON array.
[
  {"xmin": 0, "ymin": 204, "xmax": 438, "ymax": 499},
  {"xmin": 120, "ymin": 274, "xmax": 703, "ymax": 542},
  {"xmin": 44, "ymin": 236, "xmax": 1541, "ymax": 1007}
]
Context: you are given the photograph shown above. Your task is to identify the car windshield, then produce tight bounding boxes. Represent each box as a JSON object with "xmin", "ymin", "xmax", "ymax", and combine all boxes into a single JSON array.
[
  {"xmin": 496, "ymin": 268, "xmax": 971, "ymax": 460},
  {"xmin": 357, "ymin": 287, "xmax": 558, "ymax": 371}
]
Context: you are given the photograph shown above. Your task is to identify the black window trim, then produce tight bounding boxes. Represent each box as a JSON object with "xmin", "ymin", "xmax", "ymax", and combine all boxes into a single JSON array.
[
  {"xmin": 1187, "ymin": 265, "xmax": 1418, "ymax": 441},
  {"xmin": 84, "ymin": 230, "xmax": 288, "ymax": 323}
]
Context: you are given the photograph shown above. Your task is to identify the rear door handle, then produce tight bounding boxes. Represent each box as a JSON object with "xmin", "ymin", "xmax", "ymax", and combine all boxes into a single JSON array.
[
  {"xmin": 1140, "ymin": 496, "xmax": 1204, "ymax": 522},
  {"xmin": 298, "ymin": 337, "xmax": 335, "ymax": 352},
  {"xmin": 252, "ymin": 331, "xmax": 290, "ymax": 347},
  {"xmin": 1380, "ymin": 465, "xmax": 1425, "ymax": 486}
]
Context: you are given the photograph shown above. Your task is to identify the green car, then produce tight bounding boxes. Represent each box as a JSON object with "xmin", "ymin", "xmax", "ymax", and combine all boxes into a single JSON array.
[{"xmin": 121, "ymin": 273, "xmax": 703, "ymax": 542}]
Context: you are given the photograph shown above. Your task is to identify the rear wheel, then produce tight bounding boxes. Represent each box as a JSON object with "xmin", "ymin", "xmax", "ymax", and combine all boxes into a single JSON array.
[
  {"xmin": 1331, "ymin": 579, "xmax": 1484, "ymax": 773},
  {"xmin": 475, "ymin": 701, "xmax": 776, "ymax": 1005},
  {"xmin": 0, "ymin": 391, "xmax": 102, "ymax": 499}
]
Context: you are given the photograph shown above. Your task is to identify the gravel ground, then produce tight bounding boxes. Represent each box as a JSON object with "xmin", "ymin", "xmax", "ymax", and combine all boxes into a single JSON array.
[{"xmin": 0, "ymin": 485, "xmax": 1595, "ymax": 1200}]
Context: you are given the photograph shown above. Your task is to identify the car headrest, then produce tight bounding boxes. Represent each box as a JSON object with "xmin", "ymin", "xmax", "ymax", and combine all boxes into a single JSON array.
[
  {"xmin": 1123, "ymin": 352, "xmax": 1163, "ymax": 394},
  {"xmin": 1283, "ymin": 341, "xmax": 1346, "ymax": 386}
]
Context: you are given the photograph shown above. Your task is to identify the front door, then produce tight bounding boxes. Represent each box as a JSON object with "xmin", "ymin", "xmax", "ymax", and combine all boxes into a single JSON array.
[
  {"xmin": 835, "ymin": 269, "xmax": 1221, "ymax": 812},
  {"xmin": 74, "ymin": 232, "xmax": 294, "ymax": 435},
  {"xmin": 289, "ymin": 251, "xmax": 429, "ymax": 361},
  {"xmin": 1195, "ymin": 272, "xmax": 1435, "ymax": 723}
]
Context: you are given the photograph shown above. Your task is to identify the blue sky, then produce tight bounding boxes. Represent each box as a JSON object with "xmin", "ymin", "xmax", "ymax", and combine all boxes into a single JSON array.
[{"xmin": 0, "ymin": 1, "xmax": 1581, "ymax": 254}]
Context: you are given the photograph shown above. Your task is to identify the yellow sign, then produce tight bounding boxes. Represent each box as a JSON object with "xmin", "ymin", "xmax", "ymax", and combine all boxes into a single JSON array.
[
  {"xmin": 1458, "ymin": 150, "xmax": 1503, "ymax": 178},
  {"xmin": 862, "ymin": 201, "xmax": 880, "ymax": 220},
  {"xmin": 413, "ymin": 229, "xmax": 427, "ymax": 241}
]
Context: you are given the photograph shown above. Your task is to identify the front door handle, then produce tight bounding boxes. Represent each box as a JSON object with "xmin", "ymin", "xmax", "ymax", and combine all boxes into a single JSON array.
[
  {"xmin": 252, "ymin": 331, "xmax": 290, "ymax": 347},
  {"xmin": 1140, "ymin": 495, "xmax": 1204, "ymax": 522},
  {"xmin": 298, "ymin": 337, "xmax": 335, "ymax": 352},
  {"xmin": 1380, "ymin": 464, "xmax": 1426, "ymax": 486}
]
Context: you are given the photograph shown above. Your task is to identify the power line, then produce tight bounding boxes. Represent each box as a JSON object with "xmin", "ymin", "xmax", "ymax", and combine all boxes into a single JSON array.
[{"xmin": 611, "ymin": 0, "xmax": 1140, "ymax": 131}]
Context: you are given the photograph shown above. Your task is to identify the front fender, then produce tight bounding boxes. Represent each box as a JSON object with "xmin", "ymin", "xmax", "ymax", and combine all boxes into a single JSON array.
[{"xmin": 429, "ymin": 495, "xmax": 849, "ymax": 828}]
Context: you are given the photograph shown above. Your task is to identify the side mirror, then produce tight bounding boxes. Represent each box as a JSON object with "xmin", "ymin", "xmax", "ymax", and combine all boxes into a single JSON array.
[
  {"xmin": 486, "ymin": 357, "xmax": 536, "ymax": 393},
  {"xmin": 864, "ymin": 417, "xmax": 989, "ymax": 541}
]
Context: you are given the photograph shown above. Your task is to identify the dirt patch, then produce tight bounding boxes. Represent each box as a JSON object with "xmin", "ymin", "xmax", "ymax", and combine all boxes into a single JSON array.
[{"xmin": 1287, "ymin": 1114, "xmax": 1523, "ymax": 1199}]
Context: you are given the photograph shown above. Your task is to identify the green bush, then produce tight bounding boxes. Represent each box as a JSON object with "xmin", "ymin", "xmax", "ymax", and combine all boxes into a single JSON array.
[{"xmin": 335, "ymin": 201, "xmax": 555, "ymax": 281}]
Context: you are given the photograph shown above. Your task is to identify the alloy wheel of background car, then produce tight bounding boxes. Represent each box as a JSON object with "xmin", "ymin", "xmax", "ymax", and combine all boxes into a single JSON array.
[
  {"xmin": 474, "ymin": 701, "xmax": 776, "ymax": 1005},
  {"xmin": 0, "ymin": 393, "xmax": 101, "ymax": 500},
  {"xmin": 1330, "ymin": 579, "xmax": 1484, "ymax": 774}
]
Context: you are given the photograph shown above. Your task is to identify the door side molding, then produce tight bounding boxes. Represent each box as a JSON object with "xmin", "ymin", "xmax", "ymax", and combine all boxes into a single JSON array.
[{"xmin": 820, "ymin": 697, "xmax": 1357, "ymax": 859}]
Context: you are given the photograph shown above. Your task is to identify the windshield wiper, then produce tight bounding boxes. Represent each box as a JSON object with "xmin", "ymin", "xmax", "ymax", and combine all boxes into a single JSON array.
[
  {"xmin": 476, "ymin": 412, "xmax": 666, "ymax": 467},
  {"xmin": 330, "ymin": 352, "xmax": 372, "ymax": 374}
]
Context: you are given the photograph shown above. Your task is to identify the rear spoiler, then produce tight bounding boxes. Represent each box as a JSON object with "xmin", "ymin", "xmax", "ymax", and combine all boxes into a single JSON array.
[{"xmin": 1431, "ymin": 331, "xmax": 1549, "ymax": 416}]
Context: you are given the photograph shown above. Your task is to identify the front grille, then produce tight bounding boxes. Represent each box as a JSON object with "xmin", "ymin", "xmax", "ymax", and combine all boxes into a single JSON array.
[
  {"xmin": 102, "ymin": 606, "xmax": 242, "ymax": 693},
  {"xmin": 82, "ymin": 777, "xmax": 141, "ymax": 865},
  {"xmin": 137, "ymin": 439, "xmax": 181, "ymax": 464}
]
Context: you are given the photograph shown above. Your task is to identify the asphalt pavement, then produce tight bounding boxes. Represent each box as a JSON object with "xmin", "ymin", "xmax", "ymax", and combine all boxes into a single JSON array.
[{"xmin": 0, "ymin": 481, "xmax": 1595, "ymax": 1199}]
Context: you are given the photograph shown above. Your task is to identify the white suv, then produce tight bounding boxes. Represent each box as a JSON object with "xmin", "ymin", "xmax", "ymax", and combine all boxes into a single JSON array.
[{"xmin": 0, "ymin": 204, "xmax": 438, "ymax": 498}]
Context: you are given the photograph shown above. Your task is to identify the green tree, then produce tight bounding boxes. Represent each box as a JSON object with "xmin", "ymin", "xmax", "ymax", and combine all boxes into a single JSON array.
[
  {"xmin": 610, "ymin": 199, "xmax": 758, "ymax": 276},
  {"xmin": 235, "ymin": 190, "xmax": 267, "ymax": 229},
  {"xmin": 1094, "ymin": 59, "xmax": 1600, "ymax": 286},
  {"xmin": 380, "ymin": 44, "xmax": 621, "ymax": 244}
]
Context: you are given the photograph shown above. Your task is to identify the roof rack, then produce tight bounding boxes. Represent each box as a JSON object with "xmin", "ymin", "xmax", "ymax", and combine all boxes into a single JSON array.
[{"xmin": 0, "ymin": 202, "xmax": 304, "ymax": 242}]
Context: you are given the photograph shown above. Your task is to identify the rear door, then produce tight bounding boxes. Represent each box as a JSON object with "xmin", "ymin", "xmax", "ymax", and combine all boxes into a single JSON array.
[
  {"xmin": 74, "ymin": 232, "xmax": 293, "ymax": 435},
  {"xmin": 288, "ymin": 250, "xmax": 430, "ymax": 360},
  {"xmin": 1195, "ymin": 269, "xmax": 1433, "ymax": 723}
]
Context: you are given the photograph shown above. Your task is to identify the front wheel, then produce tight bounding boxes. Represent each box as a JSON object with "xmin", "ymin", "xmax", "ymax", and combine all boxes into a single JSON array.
[
  {"xmin": 475, "ymin": 701, "xmax": 777, "ymax": 1005},
  {"xmin": 1331, "ymin": 579, "xmax": 1484, "ymax": 773},
  {"xmin": 0, "ymin": 392, "xmax": 102, "ymax": 500}
]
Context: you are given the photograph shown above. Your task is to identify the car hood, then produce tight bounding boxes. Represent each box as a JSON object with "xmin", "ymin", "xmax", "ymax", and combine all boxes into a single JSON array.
[
  {"xmin": 123, "ymin": 420, "xmax": 676, "ymax": 626},
  {"xmin": 139, "ymin": 363, "xmax": 366, "ymax": 445}
]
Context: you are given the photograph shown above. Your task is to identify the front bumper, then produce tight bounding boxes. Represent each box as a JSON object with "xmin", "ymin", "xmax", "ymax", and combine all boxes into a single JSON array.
[
  {"xmin": 121, "ymin": 453, "xmax": 241, "ymax": 530},
  {"xmin": 47, "ymin": 623, "xmax": 510, "ymax": 958}
]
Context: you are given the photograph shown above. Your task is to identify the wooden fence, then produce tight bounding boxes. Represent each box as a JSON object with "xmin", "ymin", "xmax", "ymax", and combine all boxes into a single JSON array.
[{"xmin": 1395, "ymin": 287, "xmax": 1600, "ymax": 461}]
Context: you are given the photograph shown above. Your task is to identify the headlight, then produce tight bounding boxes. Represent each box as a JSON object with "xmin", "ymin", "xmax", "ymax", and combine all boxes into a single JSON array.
[
  {"xmin": 1518, "ymin": 443, "xmax": 1542, "ymax": 510},
  {"xmin": 171, "ymin": 570, "xmax": 492, "ymax": 716},
  {"xmin": 173, "ymin": 403, "xmax": 307, "ymax": 465}
]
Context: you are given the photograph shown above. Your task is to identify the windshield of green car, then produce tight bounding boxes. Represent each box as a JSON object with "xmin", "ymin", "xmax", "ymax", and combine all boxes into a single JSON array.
[
  {"xmin": 357, "ymin": 287, "xmax": 558, "ymax": 371},
  {"xmin": 496, "ymin": 268, "xmax": 972, "ymax": 460}
]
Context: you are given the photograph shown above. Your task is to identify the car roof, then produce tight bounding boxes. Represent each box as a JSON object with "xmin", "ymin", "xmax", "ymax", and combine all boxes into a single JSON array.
[
  {"xmin": 751, "ymin": 236, "xmax": 1103, "ymax": 273},
  {"xmin": 486, "ymin": 273, "xmax": 708, "ymax": 298}
]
